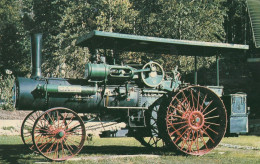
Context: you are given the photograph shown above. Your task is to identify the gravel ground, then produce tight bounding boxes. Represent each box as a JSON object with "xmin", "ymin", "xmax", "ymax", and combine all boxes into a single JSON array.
[{"xmin": 0, "ymin": 110, "xmax": 31, "ymax": 120}]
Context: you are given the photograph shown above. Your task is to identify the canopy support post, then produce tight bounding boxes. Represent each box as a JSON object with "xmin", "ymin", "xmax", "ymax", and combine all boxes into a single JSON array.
[
  {"xmin": 194, "ymin": 55, "xmax": 198, "ymax": 85},
  {"xmin": 216, "ymin": 55, "xmax": 220, "ymax": 86}
]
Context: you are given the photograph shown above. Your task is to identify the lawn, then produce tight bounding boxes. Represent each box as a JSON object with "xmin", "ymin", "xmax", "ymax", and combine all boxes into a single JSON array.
[{"xmin": 0, "ymin": 135, "xmax": 259, "ymax": 164}]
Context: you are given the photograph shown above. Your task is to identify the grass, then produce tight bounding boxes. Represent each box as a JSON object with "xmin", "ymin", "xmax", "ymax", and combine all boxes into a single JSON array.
[{"xmin": 0, "ymin": 135, "xmax": 260, "ymax": 164}]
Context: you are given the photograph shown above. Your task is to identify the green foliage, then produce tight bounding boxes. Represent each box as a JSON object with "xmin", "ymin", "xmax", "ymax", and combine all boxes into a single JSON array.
[
  {"xmin": 48, "ymin": 0, "xmax": 137, "ymax": 78},
  {"xmin": 129, "ymin": 0, "xmax": 227, "ymax": 74},
  {"xmin": 0, "ymin": 74, "xmax": 15, "ymax": 111},
  {"xmin": 0, "ymin": 0, "xmax": 30, "ymax": 76}
]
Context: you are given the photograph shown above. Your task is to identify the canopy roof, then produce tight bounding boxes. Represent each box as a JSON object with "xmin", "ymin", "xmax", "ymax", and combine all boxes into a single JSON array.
[
  {"xmin": 247, "ymin": 0, "xmax": 260, "ymax": 48},
  {"xmin": 76, "ymin": 30, "xmax": 249, "ymax": 56}
]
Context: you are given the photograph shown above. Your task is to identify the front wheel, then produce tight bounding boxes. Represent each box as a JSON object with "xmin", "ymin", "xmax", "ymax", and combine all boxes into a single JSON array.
[{"xmin": 32, "ymin": 107, "xmax": 86, "ymax": 161}]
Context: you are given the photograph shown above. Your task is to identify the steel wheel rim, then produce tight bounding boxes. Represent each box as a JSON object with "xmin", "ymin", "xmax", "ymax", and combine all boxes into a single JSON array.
[
  {"xmin": 32, "ymin": 107, "xmax": 86, "ymax": 161},
  {"xmin": 21, "ymin": 110, "xmax": 43, "ymax": 151},
  {"xmin": 165, "ymin": 86, "xmax": 227, "ymax": 155}
]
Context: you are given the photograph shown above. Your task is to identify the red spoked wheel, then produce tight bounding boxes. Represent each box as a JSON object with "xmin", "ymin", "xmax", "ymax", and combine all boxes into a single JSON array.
[
  {"xmin": 32, "ymin": 107, "xmax": 86, "ymax": 161},
  {"xmin": 21, "ymin": 110, "xmax": 43, "ymax": 151},
  {"xmin": 162, "ymin": 86, "xmax": 227, "ymax": 155}
]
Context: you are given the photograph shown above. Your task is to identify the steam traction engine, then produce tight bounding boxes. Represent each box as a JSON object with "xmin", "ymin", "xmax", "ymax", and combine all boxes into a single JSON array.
[{"xmin": 14, "ymin": 31, "xmax": 249, "ymax": 161}]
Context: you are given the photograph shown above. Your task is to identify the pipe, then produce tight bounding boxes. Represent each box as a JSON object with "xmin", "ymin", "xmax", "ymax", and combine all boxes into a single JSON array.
[{"xmin": 31, "ymin": 33, "xmax": 42, "ymax": 78}]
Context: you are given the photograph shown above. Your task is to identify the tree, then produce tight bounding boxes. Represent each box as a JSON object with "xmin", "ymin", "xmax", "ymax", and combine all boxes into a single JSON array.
[
  {"xmin": 0, "ymin": 0, "xmax": 30, "ymax": 76},
  {"xmin": 48, "ymin": 0, "xmax": 137, "ymax": 78}
]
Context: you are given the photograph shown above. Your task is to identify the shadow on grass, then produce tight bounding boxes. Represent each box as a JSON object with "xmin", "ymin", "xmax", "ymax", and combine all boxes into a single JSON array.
[
  {"xmin": 81, "ymin": 145, "xmax": 172, "ymax": 155},
  {"xmin": 0, "ymin": 144, "xmax": 44, "ymax": 164},
  {"xmin": 0, "ymin": 144, "xmax": 175, "ymax": 163}
]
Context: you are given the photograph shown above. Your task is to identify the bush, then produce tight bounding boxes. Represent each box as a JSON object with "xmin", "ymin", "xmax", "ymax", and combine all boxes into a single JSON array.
[{"xmin": 0, "ymin": 74, "xmax": 15, "ymax": 111}]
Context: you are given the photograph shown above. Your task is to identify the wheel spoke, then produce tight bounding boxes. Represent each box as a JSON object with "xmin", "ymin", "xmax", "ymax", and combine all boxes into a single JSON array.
[
  {"xmin": 204, "ymin": 107, "xmax": 217, "ymax": 116},
  {"xmin": 205, "ymin": 115, "xmax": 219, "ymax": 120}
]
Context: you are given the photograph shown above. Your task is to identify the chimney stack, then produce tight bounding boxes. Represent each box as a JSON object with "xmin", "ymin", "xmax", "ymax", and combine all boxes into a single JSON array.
[{"xmin": 31, "ymin": 33, "xmax": 42, "ymax": 78}]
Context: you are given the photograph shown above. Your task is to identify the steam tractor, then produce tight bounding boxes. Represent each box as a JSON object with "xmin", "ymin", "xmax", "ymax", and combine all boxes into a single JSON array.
[{"xmin": 14, "ymin": 31, "xmax": 249, "ymax": 161}]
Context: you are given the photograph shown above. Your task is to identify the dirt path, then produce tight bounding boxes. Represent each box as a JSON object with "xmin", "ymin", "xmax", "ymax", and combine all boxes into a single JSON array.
[{"xmin": 0, "ymin": 110, "xmax": 31, "ymax": 120}]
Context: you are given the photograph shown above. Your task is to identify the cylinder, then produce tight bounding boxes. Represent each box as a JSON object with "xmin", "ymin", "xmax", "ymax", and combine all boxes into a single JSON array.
[
  {"xmin": 31, "ymin": 33, "xmax": 43, "ymax": 78},
  {"xmin": 85, "ymin": 63, "xmax": 134, "ymax": 81}
]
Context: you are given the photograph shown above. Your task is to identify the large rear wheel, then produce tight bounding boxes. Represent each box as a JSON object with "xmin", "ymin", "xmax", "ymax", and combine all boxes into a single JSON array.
[{"xmin": 158, "ymin": 86, "xmax": 227, "ymax": 155}]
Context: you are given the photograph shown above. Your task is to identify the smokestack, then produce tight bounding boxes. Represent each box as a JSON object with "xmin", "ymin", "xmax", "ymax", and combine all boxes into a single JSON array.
[{"xmin": 31, "ymin": 33, "xmax": 42, "ymax": 78}]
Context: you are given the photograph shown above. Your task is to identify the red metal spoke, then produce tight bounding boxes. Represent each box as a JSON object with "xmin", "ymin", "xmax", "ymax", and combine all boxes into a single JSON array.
[
  {"xmin": 199, "ymin": 130, "xmax": 208, "ymax": 150},
  {"xmin": 196, "ymin": 90, "xmax": 201, "ymax": 111},
  {"xmin": 61, "ymin": 140, "xmax": 65, "ymax": 158},
  {"xmin": 205, "ymin": 115, "xmax": 219, "ymax": 120},
  {"xmin": 45, "ymin": 139, "xmax": 58, "ymax": 155},
  {"xmin": 181, "ymin": 91, "xmax": 192, "ymax": 111},
  {"xmin": 190, "ymin": 89, "xmax": 196, "ymax": 111},
  {"xmin": 174, "ymin": 127, "xmax": 190, "ymax": 144},
  {"xmin": 169, "ymin": 104, "xmax": 184, "ymax": 114},
  {"xmin": 174, "ymin": 97, "xmax": 188, "ymax": 113},
  {"xmin": 202, "ymin": 100, "xmax": 213, "ymax": 113},
  {"xmin": 63, "ymin": 115, "xmax": 75, "ymax": 130},
  {"xmin": 180, "ymin": 139, "xmax": 186, "ymax": 150},
  {"xmin": 195, "ymin": 130, "xmax": 200, "ymax": 152},
  {"xmin": 204, "ymin": 121, "xmax": 220, "ymax": 126},
  {"xmin": 203, "ymin": 125, "xmax": 219, "ymax": 135},
  {"xmin": 66, "ymin": 138, "xmax": 81, "ymax": 149},
  {"xmin": 201, "ymin": 128, "xmax": 215, "ymax": 144},
  {"xmin": 64, "ymin": 140, "xmax": 74, "ymax": 155},
  {"xmin": 167, "ymin": 112, "xmax": 183, "ymax": 119},
  {"xmin": 39, "ymin": 139, "xmax": 54, "ymax": 152},
  {"xmin": 169, "ymin": 121, "xmax": 187, "ymax": 125},
  {"xmin": 204, "ymin": 107, "xmax": 217, "ymax": 116},
  {"xmin": 168, "ymin": 124, "xmax": 188, "ymax": 137},
  {"xmin": 65, "ymin": 122, "xmax": 81, "ymax": 132},
  {"xmin": 188, "ymin": 130, "xmax": 196, "ymax": 153},
  {"xmin": 34, "ymin": 127, "xmax": 49, "ymax": 132},
  {"xmin": 185, "ymin": 129, "xmax": 193, "ymax": 153},
  {"xmin": 200, "ymin": 94, "xmax": 208, "ymax": 112},
  {"xmin": 54, "ymin": 140, "xmax": 60, "ymax": 159}
]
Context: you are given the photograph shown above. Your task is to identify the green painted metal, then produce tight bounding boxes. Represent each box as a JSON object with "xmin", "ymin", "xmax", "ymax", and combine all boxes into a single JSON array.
[
  {"xmin": 247, "ymin": 0, "xmax": 260, "ymax": 48},
  {"xmin": 76, "ymin": 30, "xmax": 249, "ymax": 56},
  {"xmin": 58, "ymin": 131, "xmax": 65, "ymax": 138},
  {"xmin": 216, "ymin": 55, "xmax": 220, "ymax": 86},
  {"xmin": 37, "ymin": 84, "xmax": 97, "ymax": 95},
  {"xmin": 85, "ymin": 63, "xmax": 135, "ymax": 81},
  {"xmin": 194, "ymin": 56, "xmax": 198, "ymax": 85},
  {"xmin": 31, "ymin": 33, "xmax": 43, "ymax": 78}
]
